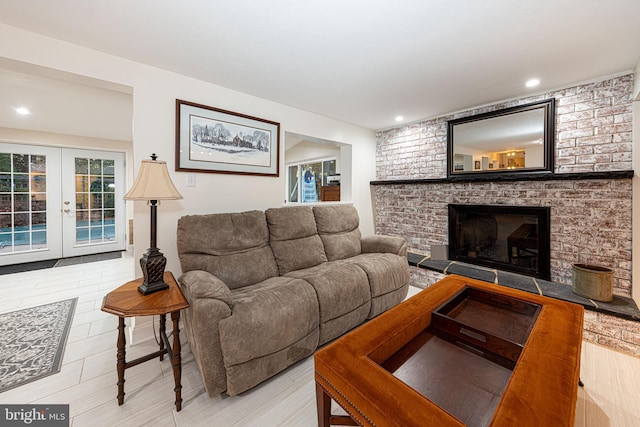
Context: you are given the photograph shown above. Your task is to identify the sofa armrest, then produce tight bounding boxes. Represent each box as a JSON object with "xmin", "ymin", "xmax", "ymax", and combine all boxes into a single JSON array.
[
  {"xmin": 179, "ymin": 270, "xmax": 233, "ymax": 308},
  {"xmin": 362, "ymin": 235, "xmax": 408, "ymax": 257},
  {"xmin": 178, "ymin": 270, "xmax": 234, "ymax": 396}
]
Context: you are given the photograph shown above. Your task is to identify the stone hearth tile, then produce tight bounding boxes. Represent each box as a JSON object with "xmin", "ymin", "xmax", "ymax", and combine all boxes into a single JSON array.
[
  {"xmin": 444, "ymin": 263, "xmax": 497, "ymax": 284},
  {"xmin": 495, "ymin": 271, "xmax": 541, "ymax": 295},
  {"xmin": 407, "ymin": 252, "xmax": 427, "ymax": 267},
  {"xmin": 595, "ymin": 297, "xmax": 640, "ymax": 322},
  {"xmin": 536, "ymin": 279, "xmax": 597, "ymax": 310},
  {"xmin": 418, "ymin": 259, "xmax": 450, "ymax": 272}
]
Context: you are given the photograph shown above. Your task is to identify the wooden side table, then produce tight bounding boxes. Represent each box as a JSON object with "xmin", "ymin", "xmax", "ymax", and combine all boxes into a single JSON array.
[{"xmin": 101, "ymin": 271, "xmax": 190, "ymax": 411}]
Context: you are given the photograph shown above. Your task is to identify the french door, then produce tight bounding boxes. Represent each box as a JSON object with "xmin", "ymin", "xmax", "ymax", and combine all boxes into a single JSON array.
[
  {"xmin": 0, "ymin": 143, "xmax": 126, "ymax": 265},
  {"xmin": 61, "ymin": 149, "xmax": 126, "ymax": 257}
]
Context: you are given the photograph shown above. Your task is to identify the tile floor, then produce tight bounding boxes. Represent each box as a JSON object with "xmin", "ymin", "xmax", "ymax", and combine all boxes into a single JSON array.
[{"xmin": 0, "ymin": 253, "xmax": 639, "ymax": 426}]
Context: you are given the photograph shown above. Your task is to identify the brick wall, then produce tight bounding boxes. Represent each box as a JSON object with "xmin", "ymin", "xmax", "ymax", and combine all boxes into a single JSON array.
[
  {"xmin": 583, "ymin": 310, "xmax": 640, "ymax": 356},
  {"xmin": 376, "ymin": 74, "xmax": 633, "ymax": 180},
  {"xmin": 374, "ymin": 74, "xmax": 637, "ymax": 355}
]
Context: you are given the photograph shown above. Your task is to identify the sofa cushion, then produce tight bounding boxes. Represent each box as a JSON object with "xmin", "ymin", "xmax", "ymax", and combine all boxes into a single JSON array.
[
  {"xmin": 313, "ymin": 205, "xmax": 362, "ymax": 261},
  {"xmin": 219, "ymin": 276, "xmax": 319, "ymax": 367},
  {"xmin": 341, "ymin": 252, "xmax": 410, "ymax": 318},
  {"xmin": 177, "ymin": 210, "xmax": 278, "ymax": 289},
  {"xmin": 286, "ymin": 261, "xmax": 370, "ymax": 344},
  {"xmin": 266, "ymin": 206, "xmax": 327, "ymax": 275}
]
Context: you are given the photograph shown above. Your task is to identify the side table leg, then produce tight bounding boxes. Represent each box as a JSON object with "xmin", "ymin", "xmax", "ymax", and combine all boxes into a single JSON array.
[
  {"xmin": 159, "ymin": 314, "xmax": 166, "ymax": 361},
  {"xmin": 316, "ymin": 383, "xmax": 331, "ymax": 427},
  {"xmin": 171, "ymin": 310, "xmax": 183, "ymax": 411},
  {"xmin": 116, "ymin": 316, "xmax": 126, "ymax": 405}
]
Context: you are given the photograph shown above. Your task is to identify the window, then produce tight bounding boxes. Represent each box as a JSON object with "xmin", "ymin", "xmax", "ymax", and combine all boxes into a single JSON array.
[{"xmin": 287, "ymin": 158, "xmax": 336, "ymax": 203}]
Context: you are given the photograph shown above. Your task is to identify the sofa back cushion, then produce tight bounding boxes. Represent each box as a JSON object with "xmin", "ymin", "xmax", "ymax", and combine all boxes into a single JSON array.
[
  {"xmin": 177, "ymin": 210, "xmax": 278, "ymax": 289},
  {"xmin": 266, "ymin": 206, "xmax": 327, "ymax": 275},
  {"xmin": 313, "ymin": 205, "xmax": 362, "ymax": 261}
]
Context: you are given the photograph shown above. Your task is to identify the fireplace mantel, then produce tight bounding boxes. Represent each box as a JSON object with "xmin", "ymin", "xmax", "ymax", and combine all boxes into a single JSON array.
[{"xmin": 370, "ymin": 170, "xmax": 634, "ymax": 186}]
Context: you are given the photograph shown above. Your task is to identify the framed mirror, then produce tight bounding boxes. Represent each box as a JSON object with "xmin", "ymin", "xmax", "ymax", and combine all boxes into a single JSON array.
[{"xmin": 447, "ymin": 98, "xmax": 555, "ymax": 177}]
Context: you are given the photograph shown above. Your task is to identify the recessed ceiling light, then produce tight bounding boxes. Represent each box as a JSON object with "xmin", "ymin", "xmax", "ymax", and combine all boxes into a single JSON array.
[
  {"xmin": 395, "ymin": 115, "xmax": 404, "ymax": 122},
  {"xmin": 525, "ymin": 79, "xmax": 540, "ymax": 88},
  {"xmin": 15, "ymin": 107, "xmax": 30, "ymax": 115}
]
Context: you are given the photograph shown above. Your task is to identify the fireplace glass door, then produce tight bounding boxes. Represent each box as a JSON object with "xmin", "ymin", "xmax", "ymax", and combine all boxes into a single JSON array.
[{"xmin": 448, "ymin": 204, "xmax": 550, "ymax": 280}]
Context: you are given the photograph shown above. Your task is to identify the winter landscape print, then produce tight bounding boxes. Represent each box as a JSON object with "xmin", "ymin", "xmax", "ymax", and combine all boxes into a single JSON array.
[
  {"xmin": 189, "ymin": 115, "xmax": 271, "ymax": 167},
  {"xmin": 176, "ymin": 100, "xmax": 280, "ymax": 176}
]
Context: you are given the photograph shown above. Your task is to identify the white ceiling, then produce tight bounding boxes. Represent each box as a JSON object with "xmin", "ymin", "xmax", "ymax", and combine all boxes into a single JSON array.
[
  {"xmin": 0, "ymin": 0, "xmax": 639, "ymax": 137},
  {"xmin": 0, "ymin": 58, "xmax": 133, "ymax": 142}
]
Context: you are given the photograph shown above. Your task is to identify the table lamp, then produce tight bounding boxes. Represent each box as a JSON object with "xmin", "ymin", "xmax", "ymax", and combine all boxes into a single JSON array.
[{"xmin": 124, "ymin": 154, "xmax": 183, "ymax": 295}]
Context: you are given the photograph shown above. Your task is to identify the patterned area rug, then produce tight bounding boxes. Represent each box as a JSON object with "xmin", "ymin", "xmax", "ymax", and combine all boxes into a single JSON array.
[{"xmin": 0, "ymin": 298, "xmax": 77, "ymax": 393}]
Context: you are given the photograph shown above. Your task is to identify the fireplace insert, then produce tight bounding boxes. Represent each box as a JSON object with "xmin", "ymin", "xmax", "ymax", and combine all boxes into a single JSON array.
[{"xmin": 448, "ymin": 204, "xmax": 550, "ymax": 280}]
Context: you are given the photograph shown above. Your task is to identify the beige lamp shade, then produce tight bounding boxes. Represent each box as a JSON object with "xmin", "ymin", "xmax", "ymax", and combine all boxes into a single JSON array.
[{"xmin": 124, "ymin": 159, "xmax": 183, "ymax": 201}]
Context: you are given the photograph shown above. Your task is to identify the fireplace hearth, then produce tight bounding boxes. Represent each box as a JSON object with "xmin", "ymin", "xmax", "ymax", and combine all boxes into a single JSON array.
[{"xmin": 448, "ymin": 204, "xmax": 550, "ymax": 280}]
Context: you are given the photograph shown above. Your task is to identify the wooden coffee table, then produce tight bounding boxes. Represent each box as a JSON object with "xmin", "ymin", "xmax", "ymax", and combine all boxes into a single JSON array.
[
  {"xmin": 101, "ymin": 272, "xmax": 190, "ymax": 411},
  {"xmin": 314, "ymin": 275, "xmax": 583, "ymax": 426}
]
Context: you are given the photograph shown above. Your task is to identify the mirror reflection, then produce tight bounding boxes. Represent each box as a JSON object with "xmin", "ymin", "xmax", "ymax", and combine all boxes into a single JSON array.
[{"xmin": 448, "ymin": 99, "xmax": 554, "ymax": 176}]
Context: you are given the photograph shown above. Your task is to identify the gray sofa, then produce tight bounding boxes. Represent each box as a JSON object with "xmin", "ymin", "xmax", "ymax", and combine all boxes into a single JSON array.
[{"xmin": 176, "ymin": 204, "xmax": 409, "ymax": 396}]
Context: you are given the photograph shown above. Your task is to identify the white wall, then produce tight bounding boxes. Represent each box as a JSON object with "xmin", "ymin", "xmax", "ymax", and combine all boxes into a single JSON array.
[
  {"xmin": 0, "ymin": 24, "xmax": 377, "ymax": 276},
  {"xmin": 285, "ymin": 141, "xmax": 341, "ymax": 170}
]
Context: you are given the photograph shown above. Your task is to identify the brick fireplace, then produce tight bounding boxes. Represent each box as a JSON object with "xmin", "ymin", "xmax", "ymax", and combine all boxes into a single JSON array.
[{"xmin": 373, "ymin": 74, "xmax": 639, "ymax": 355}]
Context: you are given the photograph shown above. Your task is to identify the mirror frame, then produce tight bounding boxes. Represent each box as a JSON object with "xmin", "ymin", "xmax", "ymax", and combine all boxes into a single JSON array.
[{"xmin": 447, "ymin": 98, "xmax": 555, "ymax": 177}]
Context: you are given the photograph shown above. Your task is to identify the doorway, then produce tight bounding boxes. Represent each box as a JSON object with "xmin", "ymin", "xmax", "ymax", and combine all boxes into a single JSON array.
[{"xmin": 0, "ymin": 142, "xmax": 126, "ymax": 265}]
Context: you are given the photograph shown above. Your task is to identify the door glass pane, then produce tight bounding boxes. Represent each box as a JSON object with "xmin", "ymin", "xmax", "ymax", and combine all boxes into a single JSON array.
[
  {"xmin": 32, "ymin": 174, "xmax": 46, "ymax": 192},
  {"xmin": 103, "ymin": 159, "xmax": 115, "ymax": 175},
  {"xmin": 32, "ymin": 195, "xmax": 46, "ymax": 211},
  {"xmin": 0, "ymin": 151, "xmax": 48, "ymax": 254},
  {"xmin": 73, "ymin": 157, "xmax": 118, "ymax": 246},
  {"xmin": 89, "ymin": 159, "xmax": 102, "ymax": 175},
  {"xmin": 14, "ymin": 174, "xmax": 29, "ymax": 192},
  {"xmin": 12, "ymin": 154, "xmax": 29, "ymax": 173},
  {"xmin": 75, "ymin": 158, "xmax": 88, "ymax": 175},
  {"xmin": 0, "ymin": 154, "xmax": 10, "ymax": 172},
  {"xmin": 0, "ymin": 174, "xmax": 10, "ymax": 192},
  {"xmin": 104, "ymin": 193, "xmax": 115, "ymax": 209},
  {"xmin": 14, "ymin": 194, "xmax": 29, "ymax": 211}
]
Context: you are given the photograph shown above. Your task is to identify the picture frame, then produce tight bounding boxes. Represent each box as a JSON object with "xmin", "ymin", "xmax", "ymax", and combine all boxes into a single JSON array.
[{"xmin": 175, "ymin": 99, "xmax": 280, "ymax": 176}]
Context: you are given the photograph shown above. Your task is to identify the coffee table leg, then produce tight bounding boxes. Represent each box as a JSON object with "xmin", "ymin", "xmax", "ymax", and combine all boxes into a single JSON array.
[
  {"xmin": 116, "ymin": 316, "xmax": 126, "ymax": 405},
  {"xmin": 316, "ymin": 383, "xmax": 331, "ymax": 427},
  {"xmin": 171, "ymin": 310, "xmax": 183, "ymax": 411},
  {"xmin": 159, "ymin": 314, "xmax": 166, "ymax": 361}
]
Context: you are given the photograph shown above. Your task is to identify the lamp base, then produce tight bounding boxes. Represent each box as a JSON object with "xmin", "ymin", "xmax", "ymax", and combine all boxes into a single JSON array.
[
  {"xmin": 138, "ymin": 247, "xmax": 169, "ymax": 295},
  {"xmin": 138, "ymin": 280, "xmax": 170, "ymax": 295}
]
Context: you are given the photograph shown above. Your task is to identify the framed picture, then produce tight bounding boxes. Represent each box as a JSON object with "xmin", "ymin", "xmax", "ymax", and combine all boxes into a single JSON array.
[
  {"xmin": 474, "ymin": 160, "xmax": 481, "ymax": 169},
  {"xmin": 176, "ymin": 99, "xmax": 280, "ymax": 176}
]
